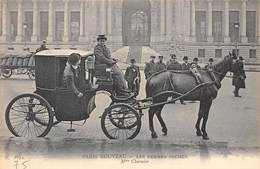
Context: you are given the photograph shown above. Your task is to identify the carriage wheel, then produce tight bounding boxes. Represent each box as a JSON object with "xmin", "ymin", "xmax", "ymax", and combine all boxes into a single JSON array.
[
  {"xmin": 2, "ymin": 69, "xmax": 12, "ymax": 78},
  {"xmin": 28, "ymin": 69, "xmax": 35, "ymax": 80},
  {"xmin": 5, "ymin": 93, "xmax": 54, "ymax": 137},
  {"xmin": 101, "ymin": 103, "xmax": 141, "ymax": 139}
]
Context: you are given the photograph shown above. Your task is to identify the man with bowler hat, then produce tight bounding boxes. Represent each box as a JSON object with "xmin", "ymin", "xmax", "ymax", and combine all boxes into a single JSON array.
[
  {"xmin": 167, "ymin": 54, "xmax": 182, "ymax": 70},
  {"xmin": 156, "ymin": 55, "xmax": 167, "ymax": 72},
  {"xmin": 144, "ymin": 55, "xmax": 157, "ymax": 79},
  {"xmin": 94, "ymin": 34, "xmax": 129, "ymax": 97},
  {"xmin": 181, "ymin": 56, "xmax": 190, "ymax": 70},
  {"xmin": 124, "ymin": 58, "xmax": 141, "ymax": 95},
  {"xmin": 232, "ymin": 56, "xmax": 246, "ymax": 97}
]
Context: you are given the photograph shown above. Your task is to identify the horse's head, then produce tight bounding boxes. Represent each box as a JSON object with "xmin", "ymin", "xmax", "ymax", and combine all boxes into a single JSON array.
[{"xmin": 223, "ymin": 54, "xmax": 237, "ymax": 73}]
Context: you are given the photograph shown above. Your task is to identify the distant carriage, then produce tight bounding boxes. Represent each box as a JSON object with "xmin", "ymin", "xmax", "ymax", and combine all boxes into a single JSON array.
[{"xmin": 0, "ymin": 51, "xmax": 35, "ymax": 79}]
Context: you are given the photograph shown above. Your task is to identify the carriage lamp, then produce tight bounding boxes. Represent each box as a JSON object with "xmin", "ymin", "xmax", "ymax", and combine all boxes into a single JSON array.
[{"xmin": 86, "ymin": 55, "xmax": 95, "ymax": 70}]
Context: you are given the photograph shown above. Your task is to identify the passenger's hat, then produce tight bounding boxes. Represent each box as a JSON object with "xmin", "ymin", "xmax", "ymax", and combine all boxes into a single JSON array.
[
  {"xmin": 208, "ymin": 58, "xmax": 213, "ymax": 62},
  {"xmin": 68, "ymin": 53, "xmax": 81, "ymax": 65},
  {"xmin": 193, "ymin": 57, "xmax": 199, "ymax": 62},
  {"xmin": 130, "ymin": 58, "xmax": 136, "ymax": 63},
  {"xmin": 183, "ymin": 56, "xmax": 188, "ymax": 60},
  {"xmin": 150, "ymin": 55, "xmax": 156, "ymax": 58},
  {"xmin": 97, "ymin": 34, "xmax": 107, "ymax": 41},
  {"xmin": 42, "ymin": 40, "xmax": 46, "ymax": 44},
  {"xmin": 239, "ymin": 56, "xmax": 244, "ymax": 60}
]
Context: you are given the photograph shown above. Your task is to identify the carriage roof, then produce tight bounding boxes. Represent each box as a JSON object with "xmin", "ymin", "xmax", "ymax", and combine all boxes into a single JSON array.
[{"xmin": 35, "ymin": 49, "xmax": 93, "ymax": 58}]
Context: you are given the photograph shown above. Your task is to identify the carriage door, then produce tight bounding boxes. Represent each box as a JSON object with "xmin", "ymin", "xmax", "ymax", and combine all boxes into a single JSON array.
[{"xmin": 122, "ymin": 0, "xmax": 151, "ymax": 46}]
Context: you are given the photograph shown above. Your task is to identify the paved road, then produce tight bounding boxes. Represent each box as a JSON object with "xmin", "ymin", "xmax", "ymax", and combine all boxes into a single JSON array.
[{"xmin": 0, "ymin": 72, "xmax": 259, "ymax": 159}]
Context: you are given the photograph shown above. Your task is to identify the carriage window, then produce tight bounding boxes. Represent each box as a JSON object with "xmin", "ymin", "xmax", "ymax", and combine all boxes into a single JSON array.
[
  {"xmin": 249, "ymin": 49, "xmax": 256, "ymax": 58},
  {"xmin": 198, "ymin": 49, "xmax": 205, "ymax": 58},
  {"xmin": 215, "ymin": 49, "xmax": 222, "ymax": 58}
]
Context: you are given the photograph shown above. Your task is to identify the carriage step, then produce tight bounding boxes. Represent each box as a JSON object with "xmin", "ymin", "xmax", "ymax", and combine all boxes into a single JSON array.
[{"xmin": 67, "ymin": 129, "xmax": 76, "ymax": 132}]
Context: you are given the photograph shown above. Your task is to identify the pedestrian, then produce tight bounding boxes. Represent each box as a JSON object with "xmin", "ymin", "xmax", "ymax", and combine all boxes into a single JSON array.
[
  {"xmin": 181, "ymin": 56, "xmax": 190, "ymax": 70},
  {"xmin": 124, "ymin": 58, "xmax": 141, "ymax": 95},
  {"xmin": 94, "ymin": 34, "xmax": 130, "ymax": 97},
  {"xmin": 156, "ymin": 55, "xmax": 166, "ymax": 72},
  {"xmin": 232, "ymin": 56, "xmax": 246, "ymax": 97},
  {"xmin": 205, "ymin": 58, "xmax": 221, "ymax": 89},
  {"xmin": 167, "ymin": 54, "xmax": 182, "ymax": 70},
  {"xmin": 36, "ymin": 40, "xmax": 48, "ymax": 52},
  {"xmin": 144, "ymin": 55, "xmax": 157, "ymax": 79}
]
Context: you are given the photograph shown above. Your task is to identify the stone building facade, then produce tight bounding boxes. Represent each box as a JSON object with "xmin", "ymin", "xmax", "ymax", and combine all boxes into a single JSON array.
[{"xmin": 0, "ymin": 0, "xmax": 260, "ymax": 62}]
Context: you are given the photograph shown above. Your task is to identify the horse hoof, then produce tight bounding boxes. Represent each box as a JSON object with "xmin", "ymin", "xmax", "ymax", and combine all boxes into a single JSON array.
[
  {"xmin": 162, "ymin": 129, "xmax": 167, "ymax": 136},
  {"xmin": 151, "ymin": 132, "xmax": 158, "ymax": 139},
  {"xmin": 196, "ymin": 131, "xmax": 202, "ymax": 136},
  {"xmin": 203, "ymin": 135, "xmax": 210, "ymax": 140}
]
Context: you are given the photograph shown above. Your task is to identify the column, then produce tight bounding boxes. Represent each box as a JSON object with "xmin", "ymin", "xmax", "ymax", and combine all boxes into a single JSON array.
[
  {"xmin": 47, "ymin": 0, "xmax": 54, "ymax": 42},
  {"xmin": 207, "ymin": 0, "xmax": 213, "ymax": 42},
  {"xmin": 166, "ymin": 0, "xmax": 172, "ymax": 36},
  {"xmin": 224, "ymin": 0, "xmax": 230, "ymax": 43},
  {"xmin": 258, "ymin": 0, "xmax": 260, "ymax": 43},
  {"xmin": 15, "ymin": 0, "xmax": 23, "ymax": 42},
  {"xmin": 160, "ymin": 0, "xmax": 166, "ymax": 36},
  {"xmin": 31, "ymin": 0, "xmax": 38, "ymax": 42},
  {"xmin": 79, "ymin": 0, "xmax": 85, "ymax": 42},
  {"xmin": 107, "ymin": 0, "xmax": 112, "ymax": 37},
  {"xmin": 0, "ymin": 0, "xmax": 7, "ymax": 41},
  {"xmin": 241, "ymin": 0, "xmax": 248, "ymax": 43},
  {"xmin": 100, "ymin": 0, "xmax": 106, "ymax": 34},
  {"xmin": 184, "ymin": 0, "xmax": 191, "ymax": 41},
  {"xmin": 191, "ymin": 0, "xmax": 196, "ymax": 42},
  {"xmin": 63, "ymin": 0, "xmax": 69, "ymax": 42},
  {"xmin": 84, "ymin": 0, "xmax": 89, "ymax": 41}
]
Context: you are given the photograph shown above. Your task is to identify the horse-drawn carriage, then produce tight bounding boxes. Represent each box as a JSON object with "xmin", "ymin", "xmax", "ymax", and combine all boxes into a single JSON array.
[
  {"xmin": 5, "ymin": 49, "xmax": 144, "ymax": 139},
  {"xmin": 0, "ymin": 51, "xmax": 35, "ymax": 80},
  {"xmin": 5, "ymin": 49, "xmax": 236, "ymax": 140}
]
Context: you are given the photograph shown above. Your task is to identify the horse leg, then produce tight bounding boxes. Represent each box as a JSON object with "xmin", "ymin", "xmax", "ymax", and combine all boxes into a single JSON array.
[
  {"xmin": 149, "ymin": 108, "xmax": 158, "ymax": 138},
  {"xmin": 195, "ymin": 101, "xmax": 205, "ymax": 136},
  {"xmin": 155, "ymin": 107, "xmax": 167, "ymax": 136},
  {"xmin": 201, "ymin": 100, "xmax": 213, "ymax": 140}
]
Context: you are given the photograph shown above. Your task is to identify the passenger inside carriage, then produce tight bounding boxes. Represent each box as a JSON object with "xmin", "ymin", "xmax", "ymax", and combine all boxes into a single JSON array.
[{"xmin": 62, "ymin": 53, "xmax": 83, "ymax": 98}]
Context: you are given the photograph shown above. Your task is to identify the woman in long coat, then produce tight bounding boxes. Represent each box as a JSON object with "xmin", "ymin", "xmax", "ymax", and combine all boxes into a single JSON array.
[{"xmin": 232, "ymin": 56, "xmax": 246, "ymax": 97}]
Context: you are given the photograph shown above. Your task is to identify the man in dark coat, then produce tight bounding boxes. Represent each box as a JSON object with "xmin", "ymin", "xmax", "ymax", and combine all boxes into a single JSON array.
[
  {"xmin": 181, "ymin": 56, "xmax": 190, "ymax": 70},
  {"xmin": 36, "ymin": 40, "xmax": 48, "ymax": 52},
  {"xmin": 167, "ymin": 54, "xmax": 182, "ymax": 70},
  {"xmin": 94, "ymin": 34, "xmax": 128, "ymax": 97},
  {"xmin": 156, "ymin": 55, "xmax": 166, "ymax": 72},
  {"xmin": 124, "ymin": 59, "xmax": 141, "ymax": 95},
  {"xmin": 232, "ymin": 56, "xmax": 246, "ymax": 97},
  {"xmin": 144, "ymin": 55, "xmax": 157, "ymax": 79}
]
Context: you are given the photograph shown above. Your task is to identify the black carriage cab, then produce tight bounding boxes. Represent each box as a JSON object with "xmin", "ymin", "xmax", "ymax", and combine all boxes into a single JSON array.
[{"xmin": 34, "ymin": 49, "xmax": 98, "ymax": 121}]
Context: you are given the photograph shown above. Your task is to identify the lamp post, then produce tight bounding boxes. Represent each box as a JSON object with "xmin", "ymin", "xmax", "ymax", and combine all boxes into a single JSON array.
[
  {"xmin": 23, "ymin": 23, "xmax": 28, "ymax": 49},
  {"xmin": 234, "ymin": 22, "xmax": 240, "ymax": 57}
]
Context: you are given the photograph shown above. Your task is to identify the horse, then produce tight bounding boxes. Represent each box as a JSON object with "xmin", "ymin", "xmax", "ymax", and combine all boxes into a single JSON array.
[{"xmin": 145, "ymin": 54, "xmax": 236, "ymax": 140}]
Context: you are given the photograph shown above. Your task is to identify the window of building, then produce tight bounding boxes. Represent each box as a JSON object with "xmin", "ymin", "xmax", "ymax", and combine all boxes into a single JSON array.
[
  {"xmin": 196, "ymin": 11, "xmax": 206, "ymax": 42},
  {"xmin": 10, "ymin": 11, "xmax": 18, "ymax": 41},
  {"xmin": 70, "ymin": 11, "xmax": 80, "ymax": 41},
  {"xmin": 249, "ymin": 49, "xmax": 256, "ymax": 58},
  {"xmin": 55, "ymin": 11, "xmax": 64, "ymax": 41},
  {"xmin": 232, "ymin": 49, "xmax": 239, "ymax": 56},
  {"xmin": 246, "ymin": 11, "xmax": 256, "ymax": 43},
  {"xmin": 198, "ymin": 49, "xmax": 205, "ymax": 58},
  {"xmin": 213, "ymin": 11, "xmax": 223, "ymax": 42},
  {"xmin": 215, "ymin": 49, "xmax": 222, "ymax": 58},
  {"xmin": 229, "ymin": 11, "xmax": 240, "ymax": 43},
  {"xmin": 40, "ymin": 12, "xmax": 48, "ymax": 41},
  {"xmin": 24, "ymin": 11, "xmax": 33, "ymax": 42}
]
